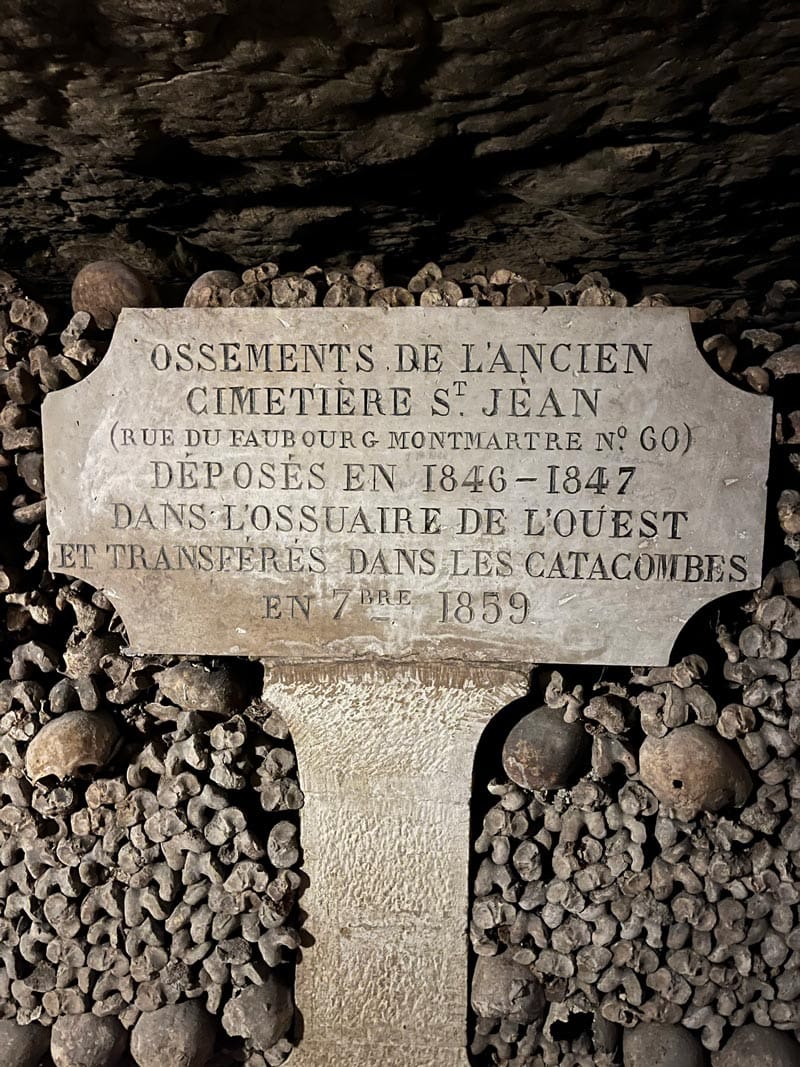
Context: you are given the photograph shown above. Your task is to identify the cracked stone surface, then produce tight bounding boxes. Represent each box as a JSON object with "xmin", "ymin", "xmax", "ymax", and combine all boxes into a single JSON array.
[{"xmin": 1, "ymin": 2, "xmax": 798, "ymax": 303}]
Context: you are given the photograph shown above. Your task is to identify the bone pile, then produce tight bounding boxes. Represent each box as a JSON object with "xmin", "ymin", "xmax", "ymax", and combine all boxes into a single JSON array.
[
  {"xmin": 471, "ymin": 621, "xmax": 800, "ymax": 1064},
  {"xmin": 1, "ymin": 269, "xmax": 302, "ymax": 1065},
  {"xmin": 469, "ymin": 279, "xmax": 800, "ymax": 1063},
  {"xmin": 0, "ymin": 659, "xmax": 300, "ymax": 1064},
  {"xmin": 1, "ymin": 259, "xmax": 799, "ymax": 1065}
]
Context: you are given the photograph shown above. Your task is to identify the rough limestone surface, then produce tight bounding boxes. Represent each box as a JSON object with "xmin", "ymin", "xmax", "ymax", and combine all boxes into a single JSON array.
[
  {"xmin": 0, "ymin": 4, "xmax": 798, "ymax": 301},
  {"xmin": 261, "ymin": 662, "xmax": 527, "ymax": 1067}
]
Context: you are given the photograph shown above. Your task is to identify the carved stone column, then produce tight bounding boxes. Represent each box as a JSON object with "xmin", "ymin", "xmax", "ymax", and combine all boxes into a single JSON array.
[{"xmin": 262, "ymin": 661, "xmax": 528, "ymax": 1067}]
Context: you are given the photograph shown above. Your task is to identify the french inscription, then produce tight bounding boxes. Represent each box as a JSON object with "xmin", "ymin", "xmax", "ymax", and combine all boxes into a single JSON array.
[{"xmin": 43, "ymin": 306, "xmax": 772, "ymax": 666}]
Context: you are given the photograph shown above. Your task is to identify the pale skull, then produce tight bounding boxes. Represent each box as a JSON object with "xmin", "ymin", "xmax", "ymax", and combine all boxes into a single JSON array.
[{"xmin": 25, "ymin": 711, "xmax": 119, "ymax": 782}]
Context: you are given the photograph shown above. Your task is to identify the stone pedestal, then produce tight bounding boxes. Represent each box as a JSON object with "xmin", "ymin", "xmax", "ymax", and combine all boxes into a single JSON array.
[{"xmin": 262, "ymin": 662, "xmax": 528, "ymax": 1066}]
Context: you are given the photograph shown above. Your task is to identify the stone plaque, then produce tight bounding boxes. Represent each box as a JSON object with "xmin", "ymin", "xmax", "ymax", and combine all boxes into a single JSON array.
[{"xmin": 43, "ymin": 306, "xmax": 771, "ymax": 666}]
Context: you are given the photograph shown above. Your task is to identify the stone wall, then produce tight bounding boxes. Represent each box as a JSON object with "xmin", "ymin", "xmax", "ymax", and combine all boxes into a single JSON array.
[{"xmin": 1, "ymin": 1, "xmax": 798, "ymax": 302}]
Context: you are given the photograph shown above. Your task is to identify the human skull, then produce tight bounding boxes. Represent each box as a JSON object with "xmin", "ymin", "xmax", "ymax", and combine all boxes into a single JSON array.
[
  {"xmin": 131, "ymin": 1002, "xmax": 216, "ymax": 1067},
  {"xmin": 639, "ymin": 724, "xmax": 751, "ymax": 818},
  {"xmin": 51, "ymin": 1014, "xmax": 126, "ymax": 1067},
  {"xmin": 502, "ymin": 705, "xmax": 589, "ymax": 790},
  {"xmin": 0, "ymin": 1019, "xmax": 51, "ymax": 1067},
  {"xmin": 623, "ymin": 1022, "xmax": 704, "ymax": 1066},
  {"xmin": 712, "ymin": 1024, "xmax": 800, "ymax": 1067},
  {"xmin": 472, "ymin": 952, "xmax": 545, "ymax": 1024},
  {"xmin": 25, "ymin": 711, "xmax": 119, "ymax": 782}
]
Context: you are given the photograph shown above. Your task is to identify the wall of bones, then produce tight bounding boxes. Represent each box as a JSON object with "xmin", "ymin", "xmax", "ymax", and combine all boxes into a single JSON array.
[{"xmin": 0, "ymin": 259, "xmax": 799, "ymax": 1065}]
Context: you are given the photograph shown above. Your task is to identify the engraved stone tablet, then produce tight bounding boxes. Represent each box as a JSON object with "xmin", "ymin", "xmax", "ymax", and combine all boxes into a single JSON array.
[{"xmin": 43, "ymin": 306, "xmax": 771, "ymax": 667}]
